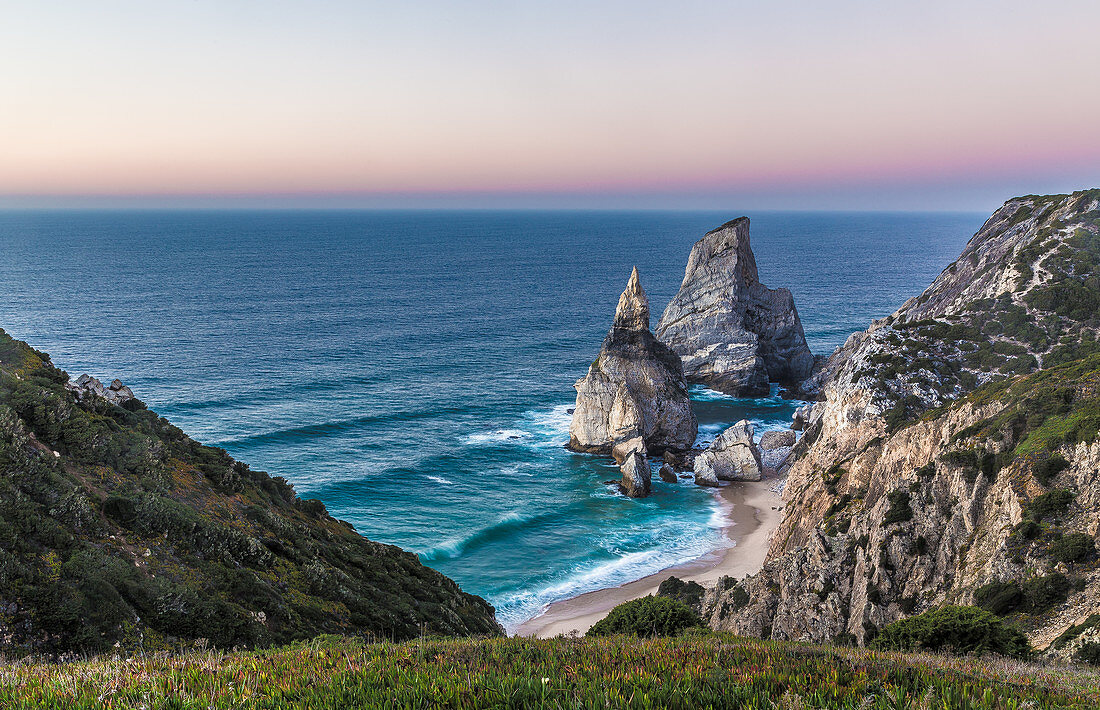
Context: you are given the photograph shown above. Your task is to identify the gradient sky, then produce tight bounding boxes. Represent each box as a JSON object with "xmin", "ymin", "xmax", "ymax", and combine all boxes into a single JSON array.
[{"xmin": 3, "ymin": 1, "xmax": 1099, "ymax": 210}]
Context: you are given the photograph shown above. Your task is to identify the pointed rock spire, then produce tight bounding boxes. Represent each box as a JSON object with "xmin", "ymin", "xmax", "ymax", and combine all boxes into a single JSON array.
[{"xmin": 613, "ymin": 266, "xmax": 649, "ymax": 332}]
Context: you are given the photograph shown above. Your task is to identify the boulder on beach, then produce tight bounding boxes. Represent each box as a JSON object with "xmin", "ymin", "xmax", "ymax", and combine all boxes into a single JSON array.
[
  {"xmin": 693, "ymin": 419, "xmax": 763, "ymax": 484},
  {"xmin": 655, "ymin": 218, "xmax": 814, "ymax": 397},
  {"xmin": 759, "ymin": 430, "xmax": 795, "ymax": 450}
]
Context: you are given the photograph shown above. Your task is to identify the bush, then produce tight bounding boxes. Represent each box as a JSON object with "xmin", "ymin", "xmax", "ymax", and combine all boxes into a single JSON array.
[
  {"xmin": 1025, "ymin": 489, "xmax": 1075, "ymax": 522},
  {"xmin": 656, "ymin": 576, "xmax": 705, "ymax": 610},
  {"xmin": 870, "ymin": 605, "xmax": 1031, "ymax": 658},
  {"xmin": 1034, "ymin": 454, "xmax": 1069, "ymax": 485},
  {"xmin": 1078, "ymin": 642, "xmax": 1100, "ymax": 665},
  {"xmin": 973, "ymin": 581, "xmax": 1023, "ymax": 616},
  {"xmin": 882, "ymin": 490, "xmax": 913, "ymax": 525},
  {"xmin": 1022, "ymin": 573, "xmax": 1071, "ymax": 612},
  {"xmin": 1049, "ymin": 533, "xmax": 1096, "ymax": 563},
  {"xmin": 587, "ymin": 596, "xmax": 702, "ymax": 638}
]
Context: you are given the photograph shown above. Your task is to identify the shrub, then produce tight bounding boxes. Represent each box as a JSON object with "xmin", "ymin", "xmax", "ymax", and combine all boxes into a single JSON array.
[
  {"xmin": 656, "ymin": 576, "xmax": 705, "ymax": 610},
  {"xmin": 1034, "ymin": 454, "xmax": 1070, "ymax": 485},
  {"xmin": 1022, "ymin": 573, "xmax": 1072, "ymax": 613},
  {"xmin": 1049, "ymin": 533, "xmax": 1096, "ymax": 563},
  {"xmin": 870, "ymin": 605, "xmax": 1031, "ymax": 658},
  {"xmin": 587, "ymin": 596, "xmax": 702, "ymax": 638},
  {"xmin": 882, "ymin": 489, "xmax": 913, "ymax": 525},
  {"xmin": 1078, "ymin": 642, "xmax": 1100, "ymax": 665},
  {"xmin": 973, "ymin": 581, "xmax": 1023, "ymax": 616},
  {"xmin": 1025, "ymin": 489, "xmax": 1075, "ymax": 522}
]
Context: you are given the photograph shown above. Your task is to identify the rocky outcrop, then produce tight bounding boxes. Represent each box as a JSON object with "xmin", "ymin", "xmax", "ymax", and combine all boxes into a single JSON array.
[
  {"xmin": 67, "ymin": 374, "xmax": 137, "ymax": 406},
  {"xmin": 702, "ymin": 190, "xmax": 1100, "ymax": 651},
  {"xmin": 693, "ymin": 420, "xmax": 763, "ymax": 485},
  {"xmin": 569, "ymin": 268, "xmax": 697, "ymax": 455},
  {"xmin": 569, "ymin": 267, "xmax": 697, "ymax": 496},
  {"xmin": 655, "ymin": 218, "xmax": 815, "ymax": 396}
]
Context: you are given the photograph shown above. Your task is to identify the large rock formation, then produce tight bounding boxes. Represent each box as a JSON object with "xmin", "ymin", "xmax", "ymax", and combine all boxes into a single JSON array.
[
  {"xmin": 702, "ymin": 190, "xmax": 1100, "ymax": 655},
  {"xmin": 569, "ymin": 267, "xmax": 698, "ymax": 496},
  {"xmin": 656, "ymin": 218, "xmax": 815, "ymax": 396}
]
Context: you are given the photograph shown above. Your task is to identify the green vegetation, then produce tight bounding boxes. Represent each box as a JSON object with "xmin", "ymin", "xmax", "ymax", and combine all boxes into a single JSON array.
[
  {"xmin": 1049, "ymin": 533, "xmax": 1096, "ymax": 564},
  {"xmin": 972, "ymin": 574, "xmax": 1075, "ymax": 617},
  {"xmin": 870, "ymin": 606, "xmax": 1031, "ymax": 659},
  {"xmin": 2, "ymin": 634, "xmax": 1099, "ymax": 709},
  {"xmin": 656, "ymin": 575, "xmax": 706, "ymax": 610},
  {"xmin": 882, "ymin": 489, "xmax": 913, "ymax": 525},
  {"xmin": 586, "ymin": 595, "xmax": 702, "ymax": 638},
  {"xmin": 0, "ymin": 328, "xmax": 499, "ymax": 654}
]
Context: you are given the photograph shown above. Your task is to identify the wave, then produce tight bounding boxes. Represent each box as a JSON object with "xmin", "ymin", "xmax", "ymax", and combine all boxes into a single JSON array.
[
  {"xmin": 212, "ymin": 403, "xmax": 477, "ymax": 448},
  {"xmin": 426, "ymin": 475, "xmax": 454, "ymax": 485},
  {"xmin": 462, "ymin": 403, "xmax": 573, "ymax": 449},
  {"xmin": 490, "ymin": 497, "xmax": 727, "ymax": 631},
  {"xmin": 418, "ymin": 510, "xmax": 553, "ymax": 562}
]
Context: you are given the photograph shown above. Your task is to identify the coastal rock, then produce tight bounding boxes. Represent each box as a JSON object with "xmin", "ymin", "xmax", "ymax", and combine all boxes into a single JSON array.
[
  {"xmin": 760, "ymin": 446, "xmax": 792, "ymax": 473},
  {"xmin": 69, "ymin": 374, "xmax": 136, "ymax": 407},
  {"xmin": 702, "ymin": 190, "xmax": 1100, "ymax": 650},
  {"xmin": 619, "ymin": 451, "xmax": 651, "ymax": 498},
  {"xmin": 568, "ymin": 267, "xmax": 697, "ymax": 458},
  {"xmin": 693, "ymin": 419, "xmax": 763, "ymax": 482},
  {"xmin": 759, "ymin": 430, "xmax": 795, "ymax": 449},
  {"xmin": 658, "ymin": 463, "xmax": 677, "ymax": 483},
  {"xmin": 655, "ymin": 218, "xmax": 815, "ymax": 396}
]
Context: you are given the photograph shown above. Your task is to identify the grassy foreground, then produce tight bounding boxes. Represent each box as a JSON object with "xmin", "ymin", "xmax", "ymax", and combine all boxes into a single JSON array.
[{"xmin": 2, "ymin": 635, "xmax": 1098, "ymax": 709}]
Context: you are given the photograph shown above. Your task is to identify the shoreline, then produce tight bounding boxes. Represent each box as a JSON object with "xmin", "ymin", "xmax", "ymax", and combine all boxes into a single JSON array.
[{"xmin": 514, "ymin": 477, "xmax": 783, "ymax": 638}]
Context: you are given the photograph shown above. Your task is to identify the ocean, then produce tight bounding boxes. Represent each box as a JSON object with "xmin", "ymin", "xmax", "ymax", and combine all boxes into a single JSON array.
[{"xmin": 0, "ymin": 209, "xmax": 981, "ymax": 630}]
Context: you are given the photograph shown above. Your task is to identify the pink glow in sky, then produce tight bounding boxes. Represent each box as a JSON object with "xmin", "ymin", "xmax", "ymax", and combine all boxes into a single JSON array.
[{"xmin": 2, "ymin": 1, "xmax": 1099, "ymax": 210}]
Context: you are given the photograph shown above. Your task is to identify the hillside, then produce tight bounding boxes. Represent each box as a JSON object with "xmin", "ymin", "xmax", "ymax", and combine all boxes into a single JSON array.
[
  {"xmin": 3, "ymin": 634, "xmax": 1098, "ymax": 709},
  {"xmin": 0, "ymin": 329, "xmax": 500, "ymax": 654},
  {"xmin": 704, "ymin": 190, "xmax": 1100, "ymax": 656}
]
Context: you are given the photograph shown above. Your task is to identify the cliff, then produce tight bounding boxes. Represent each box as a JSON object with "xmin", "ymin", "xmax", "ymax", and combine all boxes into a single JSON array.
[
  {"xmin": 655, "ymin": 217, "xmax": 815, "ymax": 396},
  {"xmin": 703, "ymin": 190, "xmax": 1100, "ymax": 652},
  {"xmin": 0, "ymin": 328, "xmax": 501, "ymax": 654}
]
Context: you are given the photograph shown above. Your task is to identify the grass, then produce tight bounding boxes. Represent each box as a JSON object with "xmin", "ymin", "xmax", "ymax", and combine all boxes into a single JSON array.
[{"xmin": 1, "ymin": 634, "xmax": 1098, "ymax": 709}]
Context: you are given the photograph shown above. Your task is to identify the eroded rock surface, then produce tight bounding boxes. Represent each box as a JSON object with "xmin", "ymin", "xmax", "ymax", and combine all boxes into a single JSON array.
[
  {"xmin": 702, "ymin": 190, "xmax": 1100, "ymax": 653},
  {"xmin": 693, "ymin": 419, "xmax": 763, "ymax": 485},
  {"xmin": 569, "ymin": 267, "xmax": 697, "ymax": 496},
  {"xmin": 655, "ymin": 218, "xmax": 814, "ymax": 396}
]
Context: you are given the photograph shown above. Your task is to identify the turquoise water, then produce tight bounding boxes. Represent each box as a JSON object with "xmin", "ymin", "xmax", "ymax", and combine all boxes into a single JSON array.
[{"xmin": 0, "ymin": 210, "xmax": 980, "ymax": 629}]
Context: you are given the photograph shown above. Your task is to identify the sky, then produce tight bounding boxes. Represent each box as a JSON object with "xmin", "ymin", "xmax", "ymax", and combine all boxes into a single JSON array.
[{"xmin": 2, "ymin": 1, "xmax": 1099, "ymax": 211}]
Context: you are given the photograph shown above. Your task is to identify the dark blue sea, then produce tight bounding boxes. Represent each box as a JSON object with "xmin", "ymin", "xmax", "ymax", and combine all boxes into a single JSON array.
[{"xmin": 0, "ymin": 210, "xmax": 982, "ymax": 630}]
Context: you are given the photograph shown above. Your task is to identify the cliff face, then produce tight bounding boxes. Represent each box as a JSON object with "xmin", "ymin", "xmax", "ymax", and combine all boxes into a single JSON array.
[
  {"xmin": 704, "ymin": 190, "xmax": 1100, "ymax": 650},
  {"xmin": 655, "ymin": 218, "xmax": 815, "ymax": 396},
  {"xmin": 0, "ymin": 329, "xmax": 501, "ymax": 654},
  {"xmin": 569, "ymin": 267, "xmax": 698, "ymax": 458}
]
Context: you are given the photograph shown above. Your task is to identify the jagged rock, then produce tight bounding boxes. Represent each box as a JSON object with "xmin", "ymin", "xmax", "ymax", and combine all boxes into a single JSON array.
[
  {"xmin": 658, "ymin": 463, "xmax": 677, "ymax": 483},
  {"xmin": 69, "ymin": 374, "xmax": 135, "ymax": 406},
  {"xmin": 611, "ymin": 436, "xmax": 646, "ymax": 465},
  {"xmin": 655, "ymin": 218, "xmax": 815, "ymax": 396},
  {"xmin": 693, "ymin": 463, "xmax": 720, "ymax": 487},
  {"xmin": 703, "ymin": 190, "xmax": 1100, "ymax": 650},
  {"xmin": 620, "ymin": 451, "xmax": 651, "ymax": 498},
  {"xmin": 693, "ymin": 419, "xmax": 763, "ymax": 482},
  {"xmin": 569, "ymin": 267, "xmax": 697, "ymax": 459},
  {"xmin": 759, "ymin": 430, "xmax": 795, "ymax": 449}
]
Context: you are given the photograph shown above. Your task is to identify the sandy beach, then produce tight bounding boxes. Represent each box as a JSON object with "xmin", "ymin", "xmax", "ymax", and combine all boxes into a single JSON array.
[{"xmin": 515, "ymin": 477, "xmax": 783, "ymax": 638}]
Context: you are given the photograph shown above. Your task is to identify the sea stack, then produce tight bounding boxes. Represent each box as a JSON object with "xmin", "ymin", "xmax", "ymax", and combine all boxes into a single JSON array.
[
  {"xmin": 569, "ymin": 267, "xmax": 697, "ymax": 497},
  {"xmin": 655, "ymin": 217, "xmax": 815, "ymax": 396}
]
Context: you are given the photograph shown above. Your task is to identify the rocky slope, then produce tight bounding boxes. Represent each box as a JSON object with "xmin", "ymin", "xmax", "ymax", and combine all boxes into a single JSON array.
[
  {"xmin": 702, "ymin": 190, "xmax": 1100, "ymax": 656},
  {"xmin": 655, "ymin": 217, "xmax": 815, "ymax": 396},
  {"xmin": 569, "ymin": 268, "xmax": 697, "ymax": 495},
  {"xmin": 0, "ymin": 329, "xmax": 501, "ymax": 654}
]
